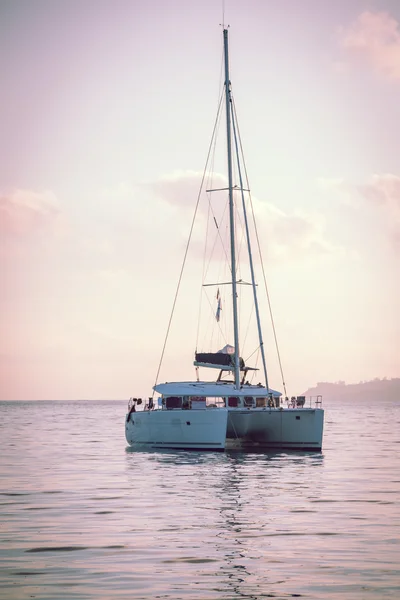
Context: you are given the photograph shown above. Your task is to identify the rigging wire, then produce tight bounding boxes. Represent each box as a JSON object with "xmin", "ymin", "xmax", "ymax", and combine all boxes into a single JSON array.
[
  {"xmin": 196, "ymin": 197, "xmax": 211, "ymax": 351},
  {"xmin": 231, "ymin": 97, "xmax": 288, "ymax": 397},
  {"xmin": 196, "ymin": 94, "xmax": 230, "ymax": 351},
  {"xmin": 204, "ymin": 189, "xmax": 231, "ymax": 277},
  {"xmin": 153, "ymin": 91, "xmax": 225, "ymax": 394},
  {"xmin": 230, "ymin": 93, "xmax": 269, "ymax": 390}
]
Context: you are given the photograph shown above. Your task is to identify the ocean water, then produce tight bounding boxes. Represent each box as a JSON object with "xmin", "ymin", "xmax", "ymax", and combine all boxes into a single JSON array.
[{"xmin": 0, "ymin": 399, "xmax": 399, "ymax": 600}]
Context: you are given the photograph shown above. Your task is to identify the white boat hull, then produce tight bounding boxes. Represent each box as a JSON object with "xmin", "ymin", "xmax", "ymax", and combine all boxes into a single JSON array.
[
  {"xmin": 125, "ymin": 408, "xmax": 228, "ymax": 451},
  {"xmin": 226, "ymin": 407, "xmax": 324, "ymax": 450},
  {"xmin": 125, "ymin": 406, "xmax": 323, "ymax": 452}
]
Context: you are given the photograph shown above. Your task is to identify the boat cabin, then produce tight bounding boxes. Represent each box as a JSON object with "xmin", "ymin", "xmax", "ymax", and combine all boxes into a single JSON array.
[{"xmin": 160, "ymin": 393, "xmax": 280, "ymax": 410}]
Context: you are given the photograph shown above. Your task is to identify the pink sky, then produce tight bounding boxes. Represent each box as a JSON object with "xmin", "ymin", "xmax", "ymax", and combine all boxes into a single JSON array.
[{"xmin": 1, "ymin": 0, "xmax": 399, "ymax": 400}]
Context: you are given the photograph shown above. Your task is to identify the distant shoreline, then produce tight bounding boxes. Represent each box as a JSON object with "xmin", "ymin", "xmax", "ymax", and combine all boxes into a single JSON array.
[{"xmin": 304, "ymin": 378, "xmax": 400, "ymax": 401}]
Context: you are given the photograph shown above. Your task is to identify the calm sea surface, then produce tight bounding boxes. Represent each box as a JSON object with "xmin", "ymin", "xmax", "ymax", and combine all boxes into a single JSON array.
[{"xmin": 0, "ymin": 399, "xmax": 399, "ymax": 600}]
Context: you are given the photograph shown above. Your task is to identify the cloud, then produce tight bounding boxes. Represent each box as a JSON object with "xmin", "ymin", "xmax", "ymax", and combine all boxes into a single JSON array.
[
  {"xmin": 0, "ymin": 189, "xmax": 66, "ymax": 272},
  {"xmin": 356, "ymin": 175, "xmax": 400, "ymax": 247},
  {"xmin": 88, "ymin": 180, "xmax": 196, "ymax": 272},
  {"xmin": 319, "ymin": 173, "xmax": 400, "ymax": 245},
  {"xmin": 250, "ymin": 196, "xmax": 336, "ymax": 261},
  {"xmin": 149, "ymin": 170, "xmax": 336, "ymax": 262},
  {"xmin": 150, "ymin": 170, "xmax": 227, "ymax": 210},
  {"xmin": 356, "ymin": 173, "xmax": 400, "ymax": 206},
  {"xmin": 0, "ymin": 189, "xmax": 61, "ymax": 236},
  {"xmin": 338, "ymin": 11, "xmax": 400, "ymax": 80},
  {"xmin": 355, "ymin": 174, "xmax": 400, "ymax": 235},
  {"xmin": 91, "ymin": 172, "xmax": 337, "ymax": 266}
]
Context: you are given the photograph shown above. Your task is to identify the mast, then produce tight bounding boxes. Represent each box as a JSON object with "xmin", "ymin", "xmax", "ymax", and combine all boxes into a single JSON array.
[{"xmin": 223, "ymin": 28, "xmax": 241, "ymax": 389}]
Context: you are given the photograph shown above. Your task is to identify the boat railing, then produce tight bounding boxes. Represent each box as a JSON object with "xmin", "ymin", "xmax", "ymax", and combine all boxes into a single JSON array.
[
  {"xmin": 284, "ymin": 395, "xmax": 323, "ymax": 409},
  {"xmin": 128, "ymin": 394, "xmax": 323, "ymax": 412},
  {"xmin": 309, "ymin": 395, "xmax": 323, "ymax": 408},
  {"xmin": 316, "ymin": 394, "xmax": 323, "ymax": 407}
]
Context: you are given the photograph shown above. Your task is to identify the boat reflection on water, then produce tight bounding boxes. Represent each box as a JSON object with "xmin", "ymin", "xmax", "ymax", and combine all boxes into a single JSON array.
[
  {"xmin": 124, "ymin": 447, "xmax": 325, "ymax": 597},
  {"xmin": 211, "ymin": 452, "xmax": 325, "ymax": 598}
]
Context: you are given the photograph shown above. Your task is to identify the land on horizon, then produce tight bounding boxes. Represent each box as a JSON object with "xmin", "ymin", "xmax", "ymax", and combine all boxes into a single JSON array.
[{"xmin": 304, "ymin": 377, "xmax": 400, "ymax": 401}]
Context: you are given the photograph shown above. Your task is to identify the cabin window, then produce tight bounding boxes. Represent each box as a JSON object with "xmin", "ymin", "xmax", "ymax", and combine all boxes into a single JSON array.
[
  {"xmin": 206, "ymin": 397, "xmax": 225, "ymax": 408},
  {"xmin": 191, "ymin": 396, "xmax": 206, "ymax": 409},
  {"xmin": 165, "ymin": 396, "xmax": 182, "ymax": 409},
  {"xmin": 228, "ymin": 396, "xmax": 239, "ymax": 407},
  {"xmin": 244, "ymin": 396, "xmax": 254, "ymax": 407},
  {"xmin": 256, "ymin": 397, "xmax": 267, "ymax": 407}
]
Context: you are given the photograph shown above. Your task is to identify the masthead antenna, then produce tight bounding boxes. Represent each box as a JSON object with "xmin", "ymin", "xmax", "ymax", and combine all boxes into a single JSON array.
[{"xmin": 219, "ymin": 0, "xmax": 229, "ymax": 30}]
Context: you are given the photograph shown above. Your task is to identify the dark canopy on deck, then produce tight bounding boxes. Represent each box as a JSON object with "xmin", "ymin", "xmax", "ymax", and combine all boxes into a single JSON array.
[{"xmin": 195, "ymin": 352, "xmax": 245, "ymax": 370}]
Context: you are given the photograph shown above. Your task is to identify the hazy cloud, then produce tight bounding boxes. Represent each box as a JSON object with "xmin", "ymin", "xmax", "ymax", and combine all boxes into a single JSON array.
[
  {"xmin": 356, "ymin": 174, "xmax": 400, "ymax": 232},
  {"xmin": 0, "ymin": 189, "xmax": 61, "ymax": 236},
  {"xmin": 250, "ymin": 196, "xmax": 336, "ymax": 261},
  {"xmin": 319, "ymin": 173, "xmax": 400, "ymax": 245},
  {"xmin": 356, "ymin": 173, "xmax": 400, "ymax": 205},
  {"xmin": 339, "ymin": 11, "xmax": 400, "ymax": 80},
  {"xmin": 151, "ymin": 170, "xmax": 336, "ymax": 262},
  {"xmin": 150, "ymin": 170, "xmax": 227, "ymax": 210}
]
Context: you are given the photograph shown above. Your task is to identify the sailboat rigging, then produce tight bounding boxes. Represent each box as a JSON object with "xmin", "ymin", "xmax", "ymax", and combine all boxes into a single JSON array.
[{"xmin": 125, "ymin": 28, "xmax": 324, "ymax": 451}]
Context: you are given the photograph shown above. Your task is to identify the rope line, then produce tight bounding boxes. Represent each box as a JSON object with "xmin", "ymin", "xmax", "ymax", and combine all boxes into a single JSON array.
[
  {"xmin": 232, "ymin": 97, "xmax": 288, "ymax": 397},
  {"xmin": 153, "ymin": 92, "xmax": 225, "ymax": 394}
]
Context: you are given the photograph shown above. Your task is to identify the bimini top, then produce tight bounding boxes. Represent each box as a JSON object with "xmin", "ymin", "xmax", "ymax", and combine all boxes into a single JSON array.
[
  {"xmin": 194, "ymin": 351, "xmax": 246, "ymax": 371},
  {"xmin": 153, "ymin": 381, "xmax": 282, "ymax": 398}
]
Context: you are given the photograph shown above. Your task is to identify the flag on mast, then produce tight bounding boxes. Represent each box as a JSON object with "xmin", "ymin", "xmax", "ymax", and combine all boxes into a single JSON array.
[{"xmin": 216, "ymin": 288, "xmax": 222, "ymax": 322}]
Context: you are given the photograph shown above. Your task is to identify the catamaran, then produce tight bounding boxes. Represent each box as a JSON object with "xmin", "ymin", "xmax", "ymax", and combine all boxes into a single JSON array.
[{"xmin": 125, "ymin": 28, "xmax": 324, "ymax": 451}]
